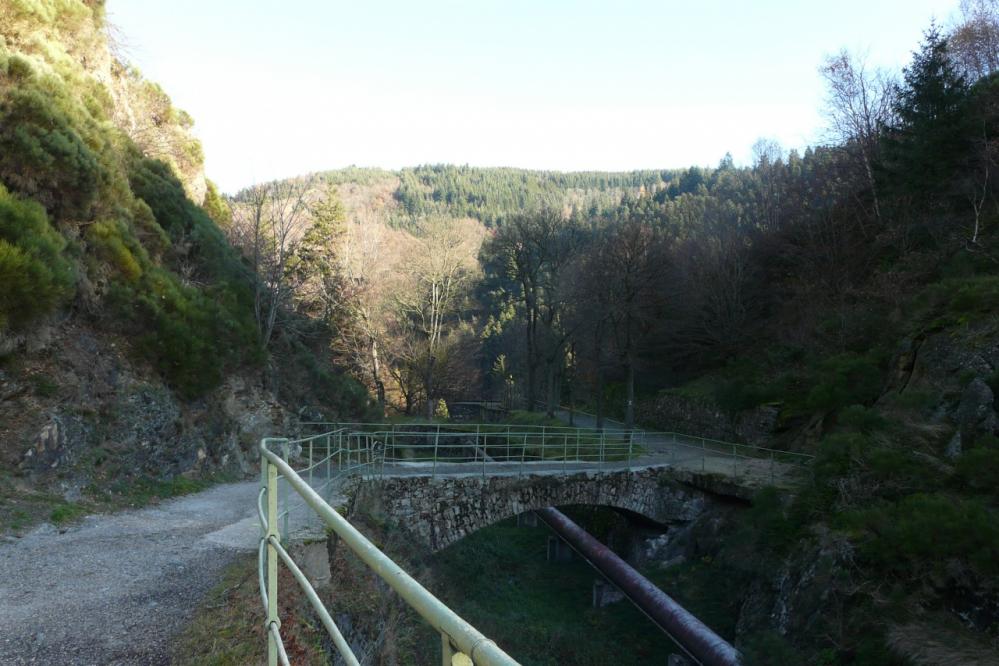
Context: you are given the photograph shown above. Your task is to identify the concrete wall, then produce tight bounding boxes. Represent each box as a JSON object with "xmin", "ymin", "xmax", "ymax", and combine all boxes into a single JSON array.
[{"xmin": 353, "ymin": 467, "xmax": 711, "ymax": 551}]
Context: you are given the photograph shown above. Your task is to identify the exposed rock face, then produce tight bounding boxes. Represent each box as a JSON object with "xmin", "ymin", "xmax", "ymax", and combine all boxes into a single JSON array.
[
  {"xmin": 3, "ymin": 320, "xmax": 294, "ymax": 495},
  {"xmin": 736, "ymin": 528, "xmax": 855, "ymax": 641},
  {"xmin": 886, "ymin": 325, "xmax": 999, "ymax": 449},
  {"xmin": 955, "ymin": 379, "xmax": 999, "ymax": 448},
  {"xmin": 636, "ymin": 393, "xmax": 779, "ymax": 446}
]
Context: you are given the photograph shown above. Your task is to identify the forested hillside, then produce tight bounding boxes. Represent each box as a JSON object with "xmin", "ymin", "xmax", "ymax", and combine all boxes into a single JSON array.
[
  {"xmin": 274, "ymin": 15, "xmax": 999, "ymax": 665},
  {"xmin": 4, "ymin": 0, "xmax": 999, "ymax": 662},
  {"xmin": 0, "ymin": 0, "xmax": 370, "ymax": 530}
]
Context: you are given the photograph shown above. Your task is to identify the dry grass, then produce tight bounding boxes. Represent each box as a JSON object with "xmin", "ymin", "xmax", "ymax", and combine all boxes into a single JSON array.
[
  {"xmin": 888, "ymin": 621, "xmax": 999, "ymax": 666},
  {"xmin": 173, "ymin": 553, "xmax": 328, "ymax": 666}
]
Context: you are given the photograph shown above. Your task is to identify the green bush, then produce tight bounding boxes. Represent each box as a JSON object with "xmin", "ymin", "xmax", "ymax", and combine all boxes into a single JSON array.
[
  {"xmin": 848, "ymin": 493, "xmax": 999, "ymax": 579},
  {"xmin": 919, "ymin": 276, "xmax": 999, "ymax": 327},
  {"xmin": 0, "ymin": 186, "xmax": 73, "ymax": 330},
  {"xmin": 116, "ymin": 267, "xmax": 260, "ymax": 399},
  {"xmin": 86, "ymin": 219, "xmax": 145, "ymax": 282},
  {"xmin": 0, "ymin": 78, "xmax": 104, "ymax": 220},
  {"xmin": 805, "ymin": 353, "xmax": 883, "ymax": 411},
  {"xmin": 714, "ymin": 377, "xmax": 777, "ymax": 413},
  {"xmin": 953, "ymin": 438, "xmax": 999, "ymax": 497},
  {"xmin": 837, "ymin": 405, "xmax": 888, "ymax": 433}
]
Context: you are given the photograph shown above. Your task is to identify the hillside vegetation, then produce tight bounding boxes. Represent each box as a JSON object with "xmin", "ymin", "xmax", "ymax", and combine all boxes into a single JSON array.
[
  {"xmin": 0, "ymin": 0, "xmax": 370, "ymax": 530},
  {"xmin": 4, "ymin": 0, "xmax": 999, "ymax": 662},
  {"xmin": 271, "ymin": 17, "xmax": 999, "ymax": 665}
]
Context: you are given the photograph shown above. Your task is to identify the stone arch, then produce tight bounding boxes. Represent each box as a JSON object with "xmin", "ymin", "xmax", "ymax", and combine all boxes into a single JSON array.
[{"xmin": 353, "ymin": 467, "xmax": 710, "ymax": 551}]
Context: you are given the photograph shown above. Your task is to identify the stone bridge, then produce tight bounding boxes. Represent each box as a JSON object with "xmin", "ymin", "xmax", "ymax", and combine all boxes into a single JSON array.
[{"xmin": 352, "ymin": 466, "xmax": 715, "ymax": 551}]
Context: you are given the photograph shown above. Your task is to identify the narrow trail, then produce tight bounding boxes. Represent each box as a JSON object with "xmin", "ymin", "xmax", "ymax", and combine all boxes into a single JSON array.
[{"xmin": 0, "ymin": 481, "xmax": 263, "ymax": 665}]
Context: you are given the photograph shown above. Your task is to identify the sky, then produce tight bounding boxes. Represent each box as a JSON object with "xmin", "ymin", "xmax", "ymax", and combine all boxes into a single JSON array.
[{"xmin": 109, "ymin": 0, "xmax": 961, "ymax": 193}]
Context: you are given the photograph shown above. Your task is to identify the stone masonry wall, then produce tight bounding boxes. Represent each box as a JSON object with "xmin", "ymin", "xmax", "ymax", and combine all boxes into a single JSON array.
[{"xmin": 353, "ymin": 467, "xmax": 711, "ymax": 551}]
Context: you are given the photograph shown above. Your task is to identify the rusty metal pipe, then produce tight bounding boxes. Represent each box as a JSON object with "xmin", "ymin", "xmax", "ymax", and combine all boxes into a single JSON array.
[{"xmin": 534, "ymin": 506, "xmax": 741, "ymax": 666}]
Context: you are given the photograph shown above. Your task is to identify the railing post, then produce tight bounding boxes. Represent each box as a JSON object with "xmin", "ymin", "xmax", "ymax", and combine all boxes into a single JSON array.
[
  {"xmin": 441, "ymin": 633, "xmax": 454, "ymax": 666},
  {"xmin": 325, "ymin": 433, "xmax": 331, "ymax": 500},
  {"xmin": 520, "ymin": 433, "xmax": 527, "ymax": 477},
  {"xmin": 308, "ymin": 438, "xmax": 314, "ymax": 490},
  {"xmin": 266, "ymin": 457, "xmax": 280, "ymax": 666},
  {"xmin": 600, "ymin": 430, "xmax": 605, "ymax": 469},
  {"xmin": 628, "ymin": 431, "xmax": 634, "ymax": 469},
  {"xmin": 442, "ymin": 633, "xmax": 472, "ymax": 666},
  {"xmin": 281, "ymin": 441, "xmax": 290, "ymax": 540},
  {"xmin": 432, "ymin": 427, "xmax": 440, "ymax": 480},
  {"xmin": 506, "ymin": 425, "xmax": 511, "ymax": 461},
  {"xmin": 575, "ymin": 429, "xmax": 580, "ymax": 461}
]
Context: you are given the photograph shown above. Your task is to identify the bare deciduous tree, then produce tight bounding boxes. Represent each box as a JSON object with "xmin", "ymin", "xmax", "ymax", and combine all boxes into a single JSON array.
[
  {"xmin": 393, "ymin": 217, "xmax": 480, "ymax": 419},
  {"xmin": 950, "ymin": 0, "xmax": 999, "ymax": 80},
  {"xmin": 820, "ymin": 50, "xmax": 897, "ymax": 224},
  {"xmin": 229, "ymin": 175, "xmax": 316, "ymax": 348}
]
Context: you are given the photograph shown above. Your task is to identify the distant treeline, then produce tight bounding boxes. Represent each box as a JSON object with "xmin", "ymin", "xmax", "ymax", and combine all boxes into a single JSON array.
[{"xmin": 319, "ymin": 164, "xmax": 715, "ymax": 226}]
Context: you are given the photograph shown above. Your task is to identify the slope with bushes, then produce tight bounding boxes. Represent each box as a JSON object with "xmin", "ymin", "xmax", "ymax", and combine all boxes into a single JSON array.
[{"xmin": 0, "ymin": 0, "xmax": 370, "ymax": 533}]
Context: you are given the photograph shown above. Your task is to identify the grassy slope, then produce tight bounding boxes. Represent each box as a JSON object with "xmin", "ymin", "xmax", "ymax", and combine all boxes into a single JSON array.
[{"xmin": 434, "ymin": 518, "xmax": 679, "ymax": 666}]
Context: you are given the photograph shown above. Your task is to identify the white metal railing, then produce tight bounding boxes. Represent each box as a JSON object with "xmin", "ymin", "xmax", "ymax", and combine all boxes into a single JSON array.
[
  {"xmin": 255, "ymin": 422, "xmax": 812, "ymax": 664},
  {"xmin": 257, "ymin": 430, "xmax": 520, "ymax": 666},
  {"xmin": 338, "ymin": 424, "xmax": 811, "ymax": 485}
]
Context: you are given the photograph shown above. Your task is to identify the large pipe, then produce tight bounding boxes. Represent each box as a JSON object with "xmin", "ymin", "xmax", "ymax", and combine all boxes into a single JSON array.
[{"xmin": 534, "ymin": 506, "xmax": 741, "ymax": 666}]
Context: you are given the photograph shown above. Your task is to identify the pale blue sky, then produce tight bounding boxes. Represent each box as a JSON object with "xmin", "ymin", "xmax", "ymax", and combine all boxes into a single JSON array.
[{"xmin": 109, "ymin": 1, "xmax": 960, "ymax": 192}]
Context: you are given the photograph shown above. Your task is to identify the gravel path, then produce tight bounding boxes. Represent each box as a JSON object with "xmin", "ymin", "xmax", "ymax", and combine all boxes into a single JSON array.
[{"xmin": 0, "ymin": 481, "xmax": 262, "ymax": 665}]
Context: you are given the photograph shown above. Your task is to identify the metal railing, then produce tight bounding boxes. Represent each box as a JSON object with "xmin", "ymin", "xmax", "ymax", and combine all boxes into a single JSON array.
[
  {"xmin": 338, "ymin": 424, "xmax": 812, "ymax": 486},
  {"xmin": 257, "ymin": 430, "xmax": 520, "ymax": 666},
  {"xmin": 255, "ymin": 422, "xmax": 813, "ymax": 664}
]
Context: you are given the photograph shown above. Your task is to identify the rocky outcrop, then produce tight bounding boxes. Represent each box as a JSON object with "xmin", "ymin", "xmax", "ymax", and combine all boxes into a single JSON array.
[
  {"xmin": 885, "ymin": 324, "xmax": 999, "ymax": 451},
  {"xmin": 636, "ymin": 393, "xmax": 779, "ymax": 446},
  {"xmin": 735, "ymin": 528, "xmax": 855, "ymax": 641},
  {"xmin": 2, "ymin": 320, "xmax": 295, "ymax": 501}
]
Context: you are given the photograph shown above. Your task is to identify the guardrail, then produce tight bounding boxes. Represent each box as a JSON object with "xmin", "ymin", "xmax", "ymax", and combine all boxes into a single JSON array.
[
  {"xmin": 341, "ymin": 424, "xmax": 812, "ymax": 485},
  {"xmin": 257, "ymin": 430, "xmax": 520, "ymax": 666},
  {"xmin": 302, "ymin": 421, "xmax": 637, "ymax": 435}
]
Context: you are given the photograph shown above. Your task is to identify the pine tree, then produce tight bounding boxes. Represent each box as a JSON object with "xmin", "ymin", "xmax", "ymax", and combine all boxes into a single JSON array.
[{"xmin": 883, "ymin": 24, "xmax": 971, "ymax": 209}]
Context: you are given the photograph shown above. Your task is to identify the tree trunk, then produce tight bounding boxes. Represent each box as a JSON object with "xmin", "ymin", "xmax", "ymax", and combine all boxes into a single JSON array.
[
  {"xmin": 526, "ymin": 316, "xmax": 536, "ymax": 411},
  {"xmin": 595, "ymin": 361, "xmax": 605, "ymax": 431},
  {"xmin": 545, "ymin": 360, "xmax": 556, "ymax": 417},
  {"xmin": 625, "ymin": 353, "xmax": 635, "ymax": 430},
  {"xmin": 370, "ymin": 338, "xmax": 386, "ymax": 412},
  {"xmin": 425, "ymin": 356, "xmax": 435, "ymax": 420}
]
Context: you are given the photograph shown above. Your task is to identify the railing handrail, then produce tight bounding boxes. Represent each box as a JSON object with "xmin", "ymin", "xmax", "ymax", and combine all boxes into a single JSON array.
[
  {"xmin": 257, "ymin": 422, "xmax": 812, "ymax": 663},
  {"xmin": 305, "ymin": 421, "xmax": 814, "ymax": 465},
  {"xmin": 258, "ymin": 435, "xmax": 520, "ymax": 666},
  {"xmin": 355, "ymin": 428, "xmax": 813, "ymax": 464}
]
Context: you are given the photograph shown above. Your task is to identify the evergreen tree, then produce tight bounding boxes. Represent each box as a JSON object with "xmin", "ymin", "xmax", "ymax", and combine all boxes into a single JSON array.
[{"xmin": 883, "ymin": 25, "xmax": 971, "ymax": 210}]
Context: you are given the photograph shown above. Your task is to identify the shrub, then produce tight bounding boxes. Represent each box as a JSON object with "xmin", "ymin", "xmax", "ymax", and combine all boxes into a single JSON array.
[
  {"xmin": 0, "ymin": 186, "xmax": 73, "ymax": 330},
  {"xmin": 86, "ymin": 219, "xmax": 144, "ymax": 282},
  {"xmin": 0, "ymin": 82, "xmax": 104, "ymax": 220},
  {"xmin": 837, "ymin": 405, "xmax": 888, "ymax": 433},
  {"xmin": 119, "ymin": 268, "xmax": 260, "ymax": 399},
  {"xmin": 806, "ymin": 353, "xmax": 884, "ymax": 411},
  {"xmin": 919, "ymin": 276, "xmax": 999, "ymax": 327},
  {"xmin": 848, "ymin": 493, "xmax": 999, "ymax": 580},
  {"xmin": 953, "ymin": 438, "xmax": 999, "ymax": 497}
]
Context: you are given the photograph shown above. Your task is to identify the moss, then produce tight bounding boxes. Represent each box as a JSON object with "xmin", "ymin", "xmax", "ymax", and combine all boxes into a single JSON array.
[{"xmin": 49, "ymin": 501, "xmax": 87, "ymax": 524}]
